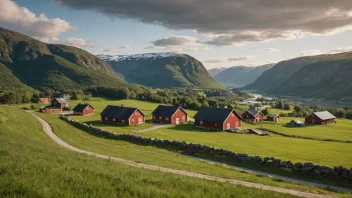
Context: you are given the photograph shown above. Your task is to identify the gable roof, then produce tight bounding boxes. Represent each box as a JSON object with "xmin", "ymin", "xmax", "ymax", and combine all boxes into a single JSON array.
[
  {"xmin": 312, "ymin": 111, "xmax": 336, "ymax": 120},
  {"xmin": 267, "ymin": 114, "xmax": 279, "ymax": 118},
  {"xmin": 246, "ymin": 109, "xmax": 264, "ymax": 117},
  {"xmin": 100, "ymin": 105, "xmax": 145, "ymax": 119},
  {"xmin": 52, "ymin": 98, "xmax": 67, "ymax": 104},
  {"xmin": 73, "ymin": 103, "xmax": 93, "ymax": 112},
  {"xmin": 152, "ymin": 105, "xmax": 187, "ymax": 117},
  {"xmin": 194, "ymin": 107, "xmax": 242, "ymax": 123}
]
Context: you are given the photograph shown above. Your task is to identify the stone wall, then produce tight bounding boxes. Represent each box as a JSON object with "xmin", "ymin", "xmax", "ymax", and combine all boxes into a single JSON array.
[{"xmin": 61, "ymin": 115, "xmax": 352, "ymax": 180}]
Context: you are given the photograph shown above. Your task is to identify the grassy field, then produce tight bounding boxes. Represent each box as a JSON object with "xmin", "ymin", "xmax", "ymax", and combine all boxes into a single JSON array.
[
  {"xmin": 0, "ymin": 106, "xmax": 304, "ymax": 198},
  {"xmin": 64, "ymin": 98, "xmax": 352, "ymax": 169}
]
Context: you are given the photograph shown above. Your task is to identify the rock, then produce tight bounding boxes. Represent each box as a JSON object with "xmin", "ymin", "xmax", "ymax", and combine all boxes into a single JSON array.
[
  {"xmin": 314, "ymin": 169, "xmax": 322, "ymax": 175},
  {"xmin": 294, "ymin": 162, "xmax": 303, "ymax": 168},
  {"xmin": 304, "ymin": 162, "xmax": 314, "ymax": 167}
]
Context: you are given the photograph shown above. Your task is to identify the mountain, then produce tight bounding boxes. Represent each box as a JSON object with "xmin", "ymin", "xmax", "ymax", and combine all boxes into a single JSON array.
[
  {"xmin": 208, "ymin": 68, "xmax": 226, "ymax": 76},
  {"xmin": 98, "ymin": 53, "xmax": 222, "ymax": 89},
  {"xmin": 244, "ymin": 52, "xmax": 352, "ymax": 100},
  {"xmin": 214, "ymin": 64, "xmax": 274, "ymax": 87},
  {"xmin": 0, "ymin": 27, "xmax": 125, "ymax": 91}
]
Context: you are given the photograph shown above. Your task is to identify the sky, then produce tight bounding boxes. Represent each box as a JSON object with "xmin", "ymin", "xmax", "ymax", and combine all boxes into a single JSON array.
[{"xmin": 1, "ymin": 0, "xmax": 352, "ymax": 69}]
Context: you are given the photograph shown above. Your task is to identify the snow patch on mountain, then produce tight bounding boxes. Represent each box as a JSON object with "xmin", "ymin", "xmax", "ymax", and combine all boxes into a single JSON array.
[{"xmin": 97, "ymin": 52, "xmax": 177, "ymax": 62}]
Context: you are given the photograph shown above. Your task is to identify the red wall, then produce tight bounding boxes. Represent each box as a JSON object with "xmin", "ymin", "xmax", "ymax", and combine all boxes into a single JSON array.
[
  {"xmin": 194, "ymin": 112, "xmax": 241, "ymax": 131},
  {"xmin": 101, "ymin": 109, "xmax": 144, "ymax": 126},
  {"xmin": 74, "ymin": 105, "xmax": 94, "ymax": 115},
  {"xmin": 41, "ymin": 109, "xmax": 62, "ymax": 114},
  {"xmin": 305, "ymin": 114, "xmax": 335, "ymax": 125},
  {"xmin": 153, "ymin": 108, "xmax": 187, "ymax": 124}
]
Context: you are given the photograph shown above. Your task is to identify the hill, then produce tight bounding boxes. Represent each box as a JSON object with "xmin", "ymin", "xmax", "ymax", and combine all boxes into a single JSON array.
[
  {"xmin": 214, "ymin": 64, "xmax": 274, "ymax": 87},
  {"xmin": 208, "ymin": 68, "xmax": 226, "ymax": 76},
  {"xmin": 244, "ymin": 52, "xmax": 352, "ymax": 100},
  {"xmin": 98, "ymin": 53, "xmax": 222, "ymax": 89},
  {"xmin": 0, "ymin": 27, "xmax": 125, "ymax": 91}
]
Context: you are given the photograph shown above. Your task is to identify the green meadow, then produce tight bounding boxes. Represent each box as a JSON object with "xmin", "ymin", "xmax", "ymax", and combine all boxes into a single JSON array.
[
  {"xmin": 66, "ymin": 98, "xmax": 352, "ymax": 168},
  {"xmin": 0, "ymin": 105, "xmax": 304, "ymax": 198}
]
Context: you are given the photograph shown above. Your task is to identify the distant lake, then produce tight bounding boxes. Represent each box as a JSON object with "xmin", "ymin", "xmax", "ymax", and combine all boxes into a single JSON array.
[{"xmin": 243, "ymin": 90, "xmax": 352, "ymax": 108}]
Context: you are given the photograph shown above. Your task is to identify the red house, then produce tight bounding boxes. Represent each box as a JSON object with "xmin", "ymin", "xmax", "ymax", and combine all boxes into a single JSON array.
[
  {"xmin": 100, "ymin": 105, "xmax": 145, "ymax": 126},
  {"xmin": 152, "ymin": 105, "xmax": 187, "ymax": 124},
  {"xmin": 242, "ymin": 109, "xmax": 264, "ymax": 122},
  {"xmin": 73, "ymin": 103, "xmax": 95, "ymax": 115},
  {"xmin": 267, "ymin": 114, "xmax": 280, "ymax": 122},
  {"xmin": 37, "ymin": 98, "xmax": 49, "ymax": 104},
  {"xmin": 305, "ymin": 111, "xmax": 336, "ymax": 125},
  {"xmin": 194, "ymin": 107, "xmax": 242, "ymax": 131},
  {"xmin": 51, "ymin": 98, "xmax": 68, "ymax": 109},
  {"xmin": 40, "ymin": 106, "xmax": 62, "ymax": 114}
]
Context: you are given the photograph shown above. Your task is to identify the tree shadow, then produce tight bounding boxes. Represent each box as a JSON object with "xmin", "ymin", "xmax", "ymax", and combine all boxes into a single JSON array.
[{"xmin": 168, "ymin": 123, "xmax": 224, "ymax": 133}]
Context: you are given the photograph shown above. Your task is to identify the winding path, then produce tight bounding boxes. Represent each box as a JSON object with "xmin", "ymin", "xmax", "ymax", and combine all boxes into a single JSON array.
[{"xmin": 29, "ymin": 111, "xmax": 340, "ymax": 198}]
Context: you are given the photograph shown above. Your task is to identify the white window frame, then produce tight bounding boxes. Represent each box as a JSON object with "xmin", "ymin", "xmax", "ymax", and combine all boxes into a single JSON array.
[
  {"xmin": 105, "ymin": 117, "xmax": 108, "ymax": 121},
  {"xmin": 122, "ymin": 119, "xmax": 125, "ymax": 123},
  {"xmin": 138, "ymin": 118, "xmax": 142, "ymax": 124},
  {"xmin": 159, "ymin": 116, "xmax": 162, "ymax": 120},
  {"xmin": 112, "ymin": 118, "xmax": 116, "ymax": 121},
  {"xmin": 200, "ymin": 120, "xmax": 203, "ymax": 125}
]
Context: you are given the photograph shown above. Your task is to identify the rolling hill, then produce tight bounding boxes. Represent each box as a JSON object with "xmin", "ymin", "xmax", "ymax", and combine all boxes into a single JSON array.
[
  {"xmin": 244, "ymin": 52, "xmax": 352, "ymax": 100},
  {"xmin": 0, "ymin": 27, "xmax": 125, "ymax": 91},
  {"xmin": 98, "ymin": 53, "xmax": 222, "ymax": 89},
  {"xmin": 214, "ymin": 64, "xmax": 274, "ymax": 87},
  {"xmin": 208, "ymin": 68, "xmax": 226, "ymax": 76}
]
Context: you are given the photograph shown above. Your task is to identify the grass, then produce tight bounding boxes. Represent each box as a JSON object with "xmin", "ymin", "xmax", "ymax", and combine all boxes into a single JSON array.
[
  {"xmin": 0, "ymin": 106, "xmax": 302, "ymax": 198},
  {"xmin": 64, "ymin": 98, "xmax": 352, "ymax": 169}
]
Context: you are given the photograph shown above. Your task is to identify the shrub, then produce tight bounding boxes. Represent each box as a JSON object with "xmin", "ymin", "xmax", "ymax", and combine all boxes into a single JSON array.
[
  {"xmin": 63, "ymin": 107, "xmax": 71, "ymax": 111},
  {"xmin": 30, "ymin": 105, "xmax": 36, "ymax": 110}
]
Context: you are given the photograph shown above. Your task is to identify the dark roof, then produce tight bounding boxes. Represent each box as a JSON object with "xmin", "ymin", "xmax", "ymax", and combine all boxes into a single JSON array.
[
  {"xmin": 52, "ymin": 98, "xmax": 67, "ymax": 104},
  {"xmin": 73, "ymin": 103, "xmax": 93, "ymax": 112},
  {"xmin": 312, "ymin": 111, "xmax": 336, "ymax": 120},
  {"xmin": 100, "ymin": 105, "xmax": 145, "ymax": 119},
  {"xmin": 194, "ymin": 107, "xmax": 242, "ymax": 123},
  {"xmin": 152, "ymin": 105, "xmax": 187, "ymax": 117},
  {"xmin": 290, "ymin": 120, "xmax": 304, "ymax": 124},
  {"xmin": 267, "ymin": 114, "xmax": 279, "ymax": 118},
  {"xmin": 246, "ymin": 109, "xmax": 263, "ymax": 117}
]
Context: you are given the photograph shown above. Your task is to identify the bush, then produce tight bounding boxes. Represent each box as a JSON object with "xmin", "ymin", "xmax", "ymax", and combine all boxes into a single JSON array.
[
  {"xmin": 30, "ymin": 105, "xmax": 36, "ymax": 110},
  {"xmin": 63, "ymin": 107, "xmax": 71, "ymax": 111}
]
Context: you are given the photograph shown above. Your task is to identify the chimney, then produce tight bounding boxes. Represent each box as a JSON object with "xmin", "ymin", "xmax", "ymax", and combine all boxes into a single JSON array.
[{"xmin": 121, "ymin": 104, "xmax": 124, "ymax": 107}]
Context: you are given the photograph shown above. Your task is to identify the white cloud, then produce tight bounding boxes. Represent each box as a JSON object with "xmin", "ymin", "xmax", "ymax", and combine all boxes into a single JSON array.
[
  {"xmin": 265, "ymin": 48, "xmax": 280, "ymax": 52},
  {"xmin": 300, "ymin": 50, "xmax": 324, "ymax": 56},
  {"xmin": 65, "ymin": 37, "xmax": 96, "ymax": 48},
  {"xmin": 228, "ymin": 56, "xmax": 255, "ymax": 62},
  {"xmin": 145, "ymin": 45, "xmax": 210, "ymax": 53},
  {"xmin": 151, "ymin": 36, "xmax": 198, "ymax": 47},
  {"xmin": 103, "ymin": 45, "xmax": 130, "ymax": 53},
  {"xmin": 327, "ymin": 47, "xmax": 352, "ymax": 54},
  {"xmin": 0, "ymin": 0, "xmax": 76, "ymax": 38},
  {"xmin": 204, "ymin": 58, "xmax": 227, "ymax": 64}
]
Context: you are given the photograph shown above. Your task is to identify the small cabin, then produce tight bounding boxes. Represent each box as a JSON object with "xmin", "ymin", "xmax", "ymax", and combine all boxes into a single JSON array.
[
  {"xmin": 305, "ymin": 111, "xmax": 336, "ymax": 125},
  {"xmin": 73, "ymin": 103, "xmax": 94, "ymax": 115},
  {"xmin": 100, "ymin": 105, "xmax": 145, "ymax": 126},
  {"xmin": 267, "ymin": 114, "xmax": 280, "ymax": 122},
  {"xmin": 194, "ymin": 107, "xmax": 242, "ymax": 131},
  {"xmin": 40, "ymin": 106, "xmax": 62, "ymax": 114},
  {"xmin": 51, "ymin": 98, "xmax": 68, "ymax": 109},
  {"xmin": 37, "ymin": 98, "xmax": 49, "ymax": 104},
  {"xmin": 242, "ymin": 109, "xmax": 264, "ymax": 122},
  {"xmin": 152, "ymin": 105, "xmax": 187, "ymax": 125}
]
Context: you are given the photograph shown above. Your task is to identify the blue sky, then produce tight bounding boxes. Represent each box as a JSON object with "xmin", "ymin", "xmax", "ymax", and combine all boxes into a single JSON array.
[{"xmin": 2, "ymin": 0, "xmax": 352, "ymax": 69}]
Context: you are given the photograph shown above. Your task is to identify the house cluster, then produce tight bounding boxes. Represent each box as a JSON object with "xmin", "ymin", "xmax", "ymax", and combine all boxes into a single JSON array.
[{"xmin": 40, "ymin": 98, "xmax": 68, "ymax": 114}]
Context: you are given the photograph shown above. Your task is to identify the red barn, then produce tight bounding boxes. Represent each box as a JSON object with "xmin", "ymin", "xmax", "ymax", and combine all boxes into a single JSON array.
[
  {"xmin": 40, "ymin": 106, "xmax": 62, "ymax": 114},
  {"xmin": 152, "ymin": 105, "xmax": 187, "ymax": 124},
  {"xmin": 305, "ymin": 111, "xmax": 336, "ymax": 125},
  {"xmin": 37, "ymin": 98, "xmax": 49, "ymax": 104},
  {"xmin": 194, "ymin": 107, "xmax": 242, "ymax": 131},
  {"xmin": 100, "ymin": 105, "xmax": 145, "ymax": 126},
  {"xmin": 73, "ymin": 103, "xmax": 95, "ymax": 115},
  {"xmin": 267, "ymin": 114, "xmax": 280, "ymax": 122},
  {"xmin": 242, "ymin": 109, "xmax": 264, "ymax": 122},
  {"xmin": 51, "ymin": 98, "xmax": 68, "ymax": 109}
]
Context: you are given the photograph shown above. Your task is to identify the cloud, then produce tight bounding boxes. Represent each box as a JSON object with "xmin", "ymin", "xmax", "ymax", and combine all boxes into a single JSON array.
[
  {"xmin": 327, "ymin": 47, "xmax": 352, "ymax": 54},
  {"xmin": 0, "ymin": 0, "xmax": 76, "ymax": 38},
  {"xmin": 40, "ymin": 37, "xmax": 96, "ymax": 48},
  {"xmin": 227, "ymin": 56, "xmax": 255, "ymax": 61},
  {"xmin": 204, "ymin": 59, "xmax": 227, "ymax": 64},
  {"xmin": 300, "ymin": 47, "xmax": 352, "ymax": 56},
  {"xmin": 145, "ymin": 45, "xmax": 210, "ymax": 53},
  {"xmin": 151, "ymin": 36, "xmax": 198, "ymax": 47},
  {"xmin": 119, "ymin": 45, "xmax": 130, "ymax": 49},
  {"xmin": 265, "ymin": 48, "xmax": 280, "ymax": 52},
  {"xmin": 56, "ymin": 0, "xmax": 352, "ymax": 45},
  {"xmin": 103, "ymin": 45, "xmax": 130, "ymax": 53}
]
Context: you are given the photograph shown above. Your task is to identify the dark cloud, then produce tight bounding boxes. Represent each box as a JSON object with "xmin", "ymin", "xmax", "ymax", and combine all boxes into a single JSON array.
[
  {"xmin": 228, "ymin": 56, "xmax": 255, "ymax": 61},
  {"xmin": 56, "ymin": 0, "xmax": 352, "ymax": 45}
]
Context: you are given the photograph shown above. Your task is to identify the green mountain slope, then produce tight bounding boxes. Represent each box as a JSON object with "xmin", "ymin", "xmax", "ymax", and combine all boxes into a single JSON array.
[
  {"xmin": 244, "ymin": 52, "xmax": 352, "ymax": 100},
  {"xmin": 214, "ymin": 64, "xmax": 274, "ymax": 87},
  {"xmin": 0, "ymin": 27, "xmax": 125, "ymax": 91},
  {"xmin": 98, "ymin": 53, "xmax": 222, "ymax": 89}
]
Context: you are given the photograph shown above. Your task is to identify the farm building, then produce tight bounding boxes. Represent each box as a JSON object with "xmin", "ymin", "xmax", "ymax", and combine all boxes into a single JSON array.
[
  {"xmin": 152, "ymin": 105, "xmax": 187, "ymax": 124},
  {"xmin": 267, "ymin": 114, "xmax": 280, "ymax": 122},
  {"xmin": 51, "ymin": 98, "xmax": 68, "ymax": 109},
  {"xmin": 37, "ymin": 97, "xmax": 49, "ymax": 104},
  {"xmin": 289, "ymin": 120, "xmax": 305, "ymax": 127},
  {"xmin": 73, "ymin": 103, "xmax": 95, "ymax": 115},
  {"xmin": 40, "ymin": 106, "xmax": 62, "ymax": 114},
  {"xmin": 100, "ymin": 105, "xmax": 145, "ymax": 126},
  {"xmin": 194, "ymin": 107, "xmax": 242, "ymax": 131},
  {"xmin": 242, "ymin": 109, "xmax": 264, "ymax": 122},
  {"xmin": 305, "ymin": 111, "xmax": 336, "ymax": 125}
]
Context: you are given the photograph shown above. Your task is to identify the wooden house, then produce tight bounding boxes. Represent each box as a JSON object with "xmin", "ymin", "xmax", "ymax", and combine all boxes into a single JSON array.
[
  {"xmin": 305, "ymin": 111, "xmax": 336, "ymax": 125},
  {"xmin": 242, "ymin": 109, "xmax": 264, "ymax": 122},
  {"xmin": 194, "ymin": 107, "xmax": 242, "ymax": 131},
  {"xmin": 152, "ymin": 105, "xmax": 187, "ymax": 124},
  {"xmin": 73, "ymin": 103, "xmax": 95, "ymax": 115},
  {"xmin": 37, "ymin": 97, "xmax": 49, "ymax": 104},
  {"xmin": 100, "ymin": 105, "xmax": 145, "ymax": 126},
  {"xmin": 51, "ymin": 98, "xmax": 68, "ymax": 109},
  {"xmin": 267, "ymin": 114, "xmax": 280, "ymax": 122}
]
